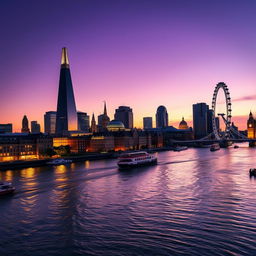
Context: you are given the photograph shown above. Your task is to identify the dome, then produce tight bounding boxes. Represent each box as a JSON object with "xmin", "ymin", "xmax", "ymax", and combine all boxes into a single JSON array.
[
  {"xmin": 179, "ymin": 117, "xmax": 188, "ymax": 130},
  {"xmin": 107, "ymin": 120, "xmax": 125, "ymax": 131}
]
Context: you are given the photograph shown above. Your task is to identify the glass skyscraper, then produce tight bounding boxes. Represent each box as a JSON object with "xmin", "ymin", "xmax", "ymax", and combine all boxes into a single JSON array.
[{"xmin": 56, "ymin": 47, "xmax": 78, "ymax": 135}]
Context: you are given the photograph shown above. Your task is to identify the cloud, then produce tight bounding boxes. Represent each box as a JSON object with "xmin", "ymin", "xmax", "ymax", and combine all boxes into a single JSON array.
[{"xmin": 232, "ymin": 95, "xmax": 256, "ymax": 102}]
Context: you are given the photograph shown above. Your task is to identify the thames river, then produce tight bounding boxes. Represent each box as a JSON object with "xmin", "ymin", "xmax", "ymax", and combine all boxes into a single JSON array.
[{"xmin": 1, "ymin": 146, "xmax": 256, "ymax": 256}]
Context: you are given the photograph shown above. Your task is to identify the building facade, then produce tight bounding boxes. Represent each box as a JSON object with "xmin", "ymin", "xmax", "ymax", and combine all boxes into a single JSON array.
[
  {"xmin": 0, "ymin": 124, "xmax": 12, "ymax": 134},
  {"xmin": 114, "ymin": 106, "xmax": 133, "ymax": 129},
  {"xmin": 31, "ymin": 121, "xmax": 41, "ymax": 133},
  {"xmin": 143, "ymin": 117, "xmax": 153, "ymax": 129},
  {"xmin": 156, "ymin": 106, "xmax": 168, "ymax": 128},
  {"xmin": 193, "ymin": 103, "xmax": 209, "ymax": 139},
  {"xmin": 98, "ymin": 102, "xmax": 110, "ymax": 132},
  {"xmin": 77, "ymin": 112, "xmax": 90, "ymax": 132},
  {"xmin": 21, "ymin": 115, "xmax": 30, "ymax": 133},
  {"xmin": 56, "ymin": 47, "xmax": 78, "ymax": 135},
  {"xmin": 44, "ymin": 111, "xmax": 56, "ymax": 134}
]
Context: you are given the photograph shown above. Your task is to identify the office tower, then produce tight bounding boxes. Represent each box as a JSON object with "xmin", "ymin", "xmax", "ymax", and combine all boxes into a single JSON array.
[
  {"xmin": 21, "ymin": 115, "xmax": 30, "ymax": 133},
  {"xmin": 77, "ymin": 112, "xmax": 90, "ymax": 132},
  {"xmin": 56, "ymin": 47, "xmax": 78, "ymax": 135},
  {"xmin": 143, "ymin": 117, "xmax": 153, "ymax": 129},
  {"xmin": 98, "ymin": 102, "xmax": 110, "ymax": 131},
  {"xmin": 91, "ymin": 113, "xmax": 97, "ymax": 133},
  {"xmin": 207, "ymin": 109, "xmax": 213, "ymax": 134},
  {"xmin": 0, "ymin": 124, "xmax": 12, "ymax": 134},
  {"xmin": 193, "ymin": 103, "xmax": 209, "ymax": 139},
  {"xmin": 215, "ymin": 117, "xmax": 220, "ymax": 132},
  {"xmin": 31, "ymin": 121, "xmax": 41, "ymax": 133},
  {"xmin": 114, "ymin": 106, "xmax": 133, "ymax": 129},
  {"xmin": 44, "ymin": 111, "xmax": 57, "ymax": 134},
  {"xmin": 247, "ymin": 111, "xmax": 256, "ymax": 139},
  {"xmin": 156, "ymin": 105, "xmax": 168, "ymax": 128}
]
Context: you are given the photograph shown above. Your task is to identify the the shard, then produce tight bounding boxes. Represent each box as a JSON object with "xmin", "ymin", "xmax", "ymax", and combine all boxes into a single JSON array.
[{"xmin": 56, "ymin": 47, "xmax": 78, "ymax": 135}]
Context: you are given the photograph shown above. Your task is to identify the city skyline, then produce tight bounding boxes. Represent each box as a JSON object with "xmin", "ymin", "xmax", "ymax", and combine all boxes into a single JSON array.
[{"xmin": 1, "ymin": 0, "xmax": 256, "ymax": 131}]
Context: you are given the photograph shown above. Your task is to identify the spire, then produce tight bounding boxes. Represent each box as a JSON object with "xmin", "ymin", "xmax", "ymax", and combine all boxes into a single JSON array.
[
  {"xmin": 61, "ymin": 47, "xmax": 69, "ymax": 67},
  {"xmin": 104, "ymin": 101, "xmax": 107, "ymax": 115},
  {"xmin": 92, "ymin": 113, "xmax": 95, "ymax": 121}
]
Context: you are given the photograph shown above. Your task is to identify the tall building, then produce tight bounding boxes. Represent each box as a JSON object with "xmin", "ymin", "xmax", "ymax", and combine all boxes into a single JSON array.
[
  {"xmin": 21, "ymin": 115, "xmax": 30, "ymax": 133},
  {"xmin": 193, "ymin": 103, "xmax": 209, "ymax": 139},
  {"xmin": 143, "ymin": 117, "xmax": 153, "ymax": 130},
  {"xmin": 31, "ymin": 121, "xmax": 41, "ymax": 133},
  {"xmin": 98, "ymin": 102, "xmax": 110, "ymax": 131},
  {"xmin": 44, "ymin": 111, "xmax": 56, "ymax": 134},
  {"xmin": 77, "ymin": 112, "xmax": 90, "ymax": 132},
  {"xmin": 56, "ymin": 47, "xmax": 78, "ymax": 135},
  {"xmin": 207, "ymin": 109, "xmax": 213, "ymax": 134},
  {"xmin": 247, "ymin": 111, "xmax": 256, "ymax": 139},
  {"xmin": 114, "ymin": 106, "xmax": 133, "ymax": 129},
  {"xmin": 0, "ymin": 124, "xmax": 12, "ymax": 134},
  {"xmin": 156, "ymin": 105, "xmax": 168, "ymax": 128},
  {"xmin": 91, "ymin": 113, "xmax": 97, "ymax": 133}
]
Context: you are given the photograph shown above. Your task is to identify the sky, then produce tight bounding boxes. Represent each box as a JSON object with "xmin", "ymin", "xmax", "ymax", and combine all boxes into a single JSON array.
[{"xmin": 0, "ymin": 0, "xmax": 255, "ymax": 132}]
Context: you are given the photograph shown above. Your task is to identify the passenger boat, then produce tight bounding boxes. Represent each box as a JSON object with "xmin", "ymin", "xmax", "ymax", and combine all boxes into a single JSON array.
[
  {"xmin": 210, "ymin": 143, "xmax": 220, "ymax": 152},
  {"xmin": 118, "ymin": 151, "xmax": 157, "ymax": 169},
  {"xmin": 173, "ymin": 146, "xmax": 188, "ymax": 152},
  {"xmin": 0, "ymin": 181, "xmax": 15, "ymax": 196},
  {"xmin": 47, "ymin": 158, "xmax": 72, "ymax": 165}
]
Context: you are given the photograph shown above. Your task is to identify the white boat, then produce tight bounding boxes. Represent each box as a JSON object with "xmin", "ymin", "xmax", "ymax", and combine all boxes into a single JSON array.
[
  {"xmin": 210, "ymin": 143, "xmax": 220, "ymax": 152},
  {"xmin": 0, "ymin": 181, "xmax": 15, "ymax": 196},
  {"xmin": 47, "ymin": 158, "xmax": 72, "ymax": 165},
  {"xmin": 173, "ymin": 146, "xmax": 188, "ymax": 152},
  {"xmin": 118, "ymin": 151, "xmax": 157, "ymax": 169}
]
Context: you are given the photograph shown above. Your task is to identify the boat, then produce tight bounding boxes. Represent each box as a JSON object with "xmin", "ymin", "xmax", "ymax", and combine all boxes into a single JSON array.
[
  {"xmin": 118, "ymin": 151, "xmax": 157, "ymax": 169},
  {"xmin": 0, "ymin": 181, "xmax": 15, "ymax": 196},
  {"xmin": 173, "ymin": 146, "xmax": 188, "ymax": 152},
  {"xmin": 249, "ymin": 168, "xmax": 256, "ymax": 176},
  {"xmin": 210, "ymin": 143, "xmax": 220, "ymax": 152},
  {"xmin": 234, "ymin": 145, "xmax": 239, "ymax": 149},
  {"xmin": 47, "ymin": 158, "xmax": 72, "ymax": 165}
]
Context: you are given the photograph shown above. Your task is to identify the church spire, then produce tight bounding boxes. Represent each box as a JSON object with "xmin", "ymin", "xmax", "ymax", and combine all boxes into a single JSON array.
[{"xmin": 104, "ymin": 101, "xmax": 107, "ymax": 115}]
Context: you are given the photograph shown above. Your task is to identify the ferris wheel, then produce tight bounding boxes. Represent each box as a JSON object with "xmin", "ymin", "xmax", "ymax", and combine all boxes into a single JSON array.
[{"xmin": 211, "ymin": 82, "xmax": 232, "ymax": 140}]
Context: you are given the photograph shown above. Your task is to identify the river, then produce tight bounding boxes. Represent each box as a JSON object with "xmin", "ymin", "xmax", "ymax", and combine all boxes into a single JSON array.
[{"xmin": 1, "ymin": 146, "xmax": 256, "ymax": 255}]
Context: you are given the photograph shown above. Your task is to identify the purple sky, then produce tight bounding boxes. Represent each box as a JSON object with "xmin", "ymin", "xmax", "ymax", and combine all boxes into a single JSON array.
[{"xmin": 0, "ymin": 0, "xmax": 256, "ymax": 131}]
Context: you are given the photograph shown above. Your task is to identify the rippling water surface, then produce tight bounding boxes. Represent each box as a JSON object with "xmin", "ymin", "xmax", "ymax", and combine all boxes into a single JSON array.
[{"xmin": 1, "ymin": 146, "xmax": 256, "ymax": 255}]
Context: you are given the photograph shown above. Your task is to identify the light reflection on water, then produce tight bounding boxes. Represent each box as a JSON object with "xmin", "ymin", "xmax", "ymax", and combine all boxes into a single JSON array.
[{"xmin": 0, "ymin": 146, "xmax": 256, "ymax": 256}]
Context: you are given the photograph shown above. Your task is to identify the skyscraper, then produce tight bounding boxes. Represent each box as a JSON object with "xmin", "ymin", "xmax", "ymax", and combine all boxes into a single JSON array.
[
  {"xmin": 156, "ymin": 106, "xmax": 168, "ymax": 128},
  {"xmin": 77, "ymin": 112, "xmax": 90, "ymax": 132},
  {"xmin": 143, "ymin": 117, "xmax": 153, "ymax": 130},
  {"xmin": 56, "ymin": 47, "xmax": 78, "ymax": 135},
  {"xmin": 0, "ymin": 124, "xmax": 12, "ymax": 134},
  {"xmin": 31, "ymin": 121, "xmax": 41, "ymax": 133},
  {"xmin": 193, "ymin": 103, "xmax": 209, "ymax": 139},
  {"xmin": 98, "ymin": 102, "xmax": 110, "ymax": 131},
  {"xmin": 21, "ymin": 115, "xmax": 30, "ymax": 133},
  {"xmin": 44, "ymin": 111, "xmax": 56, "ymax": 134},
  {"xmin": 114, "ymin": 106, "xmax": 133, "ymax": 129}
]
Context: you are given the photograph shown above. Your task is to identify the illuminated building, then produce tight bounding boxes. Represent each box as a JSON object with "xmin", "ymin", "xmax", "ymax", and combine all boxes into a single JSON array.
[
  {"xmin": 31, "ymin": 121, "xmax": 41, "ymax": 133},
  {"xmin": 91, "ymin": 113, "xmax": 97, "ymax": 133},
  {"xmin": 0, "ymin": 134, "xmax": 52, "ymax": 162},
  {"xmin": 247, "ymin": 111, "xmax": 256, "ymax": 139},
  {"xmin": 0, "ymin": 124, "xmax": 12, "ymax": 134},
  {"xmin": 179, "ymin": 117, "xmax": 189, "ymax": 130},
  {"xmin": 56, "ymin": 47, "xmax": 78, "ymax": 135},
  {"xmin": 143, "ymin": 117, "xmax": 153, "ymax": 129},
  {"xmin": 44, "ymin": 111, "xmax": 56, "ymax": 134},
  {"xmin": 21, "ymin": 115, "xmax": 30, "ymax": 133},
  {"xmin": 114, "ymin": 106, "xmax": 133, "ymax": 129},
  {"xmin": 107, "ymin": 120, "xmax": 126, "ymax": 132},
  {"xmin": 98, "ymin": 102, "xmax": 110, "ymax": 132},
  {"xmin": 156, "ymin": 106, "xmax": 168, "ymax": 128},
  {"xmin": 77, "ymin": 112, "xmax": 90, "ymax": 132}
]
